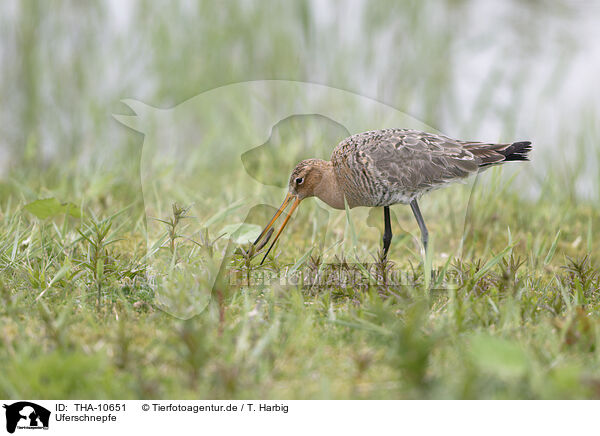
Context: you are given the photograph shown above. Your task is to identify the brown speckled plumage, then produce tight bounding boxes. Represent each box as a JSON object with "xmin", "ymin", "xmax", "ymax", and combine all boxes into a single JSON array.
[
  {"xmin": 255, "ymin": 128, "xmax": 532, "ymax": 262},
  {"xmin": 330, "ymin": 128, "xmax": 531, "ymax": 207}
]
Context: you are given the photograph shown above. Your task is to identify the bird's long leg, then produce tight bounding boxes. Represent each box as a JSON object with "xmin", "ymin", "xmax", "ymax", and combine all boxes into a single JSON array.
[
  {"xmin": 410, "ymin": 199, "xmax": 429, "ymax": 253},
  {"xmin": 382, "ymin": 206, "xmax": 392, "ymax": 258}
]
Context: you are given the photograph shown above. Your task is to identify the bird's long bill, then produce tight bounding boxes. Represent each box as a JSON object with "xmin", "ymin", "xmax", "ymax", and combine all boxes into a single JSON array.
[
  {"xmin": 253, "ymin": 193, "xmax": 301, "ymax": 265},
  {"xmin": 253, "ymin": 193, "xmax": 293, "ymax": 246}
]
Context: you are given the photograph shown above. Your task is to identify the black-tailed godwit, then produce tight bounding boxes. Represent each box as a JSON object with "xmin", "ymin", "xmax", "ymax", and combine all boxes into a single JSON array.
[{"xmin": 254, "ymin": 128, "xmax": 532, "ymax": 263}]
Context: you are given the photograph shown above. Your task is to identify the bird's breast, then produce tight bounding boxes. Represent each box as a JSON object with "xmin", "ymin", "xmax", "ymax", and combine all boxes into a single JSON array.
[{"xmin": 333, "ymin": 154, "xmax": 402, "ymax": 208}]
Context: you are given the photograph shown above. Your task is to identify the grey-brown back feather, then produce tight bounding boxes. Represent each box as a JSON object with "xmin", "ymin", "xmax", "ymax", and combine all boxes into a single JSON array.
[{"xmin": 331, "ymin": 128, "xmax": 531, "ymax": 207}]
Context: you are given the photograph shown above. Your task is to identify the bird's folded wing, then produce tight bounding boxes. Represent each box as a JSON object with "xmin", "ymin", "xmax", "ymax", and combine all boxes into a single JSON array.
[{"xmin": 368, "ymin": 130, "xmax": 481, "ymax": 192}]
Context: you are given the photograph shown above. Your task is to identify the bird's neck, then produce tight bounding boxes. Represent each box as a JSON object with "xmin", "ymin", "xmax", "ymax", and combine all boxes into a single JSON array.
[{"xmin": 315, "ymin": 161, "xmax": 346, "ymax": 210}]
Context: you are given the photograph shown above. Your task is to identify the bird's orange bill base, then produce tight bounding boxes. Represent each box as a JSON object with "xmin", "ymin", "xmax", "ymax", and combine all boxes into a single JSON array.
[
  {"xmin": 253, "ymin": 193, "xmax": 293, "ymax": 246},
  {"xmin": 258, "ymin": 195, "xmax": 301, "ymax": 265}
]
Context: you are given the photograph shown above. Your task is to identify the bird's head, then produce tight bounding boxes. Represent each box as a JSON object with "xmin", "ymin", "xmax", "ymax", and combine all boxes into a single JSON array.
[
  {"xmin": 253, "ymin": 159, "xmax": 329, "ymax": 264},
  {"xmin": 287, "ymin": 159, "xmax": 328, "ymax": 200}
]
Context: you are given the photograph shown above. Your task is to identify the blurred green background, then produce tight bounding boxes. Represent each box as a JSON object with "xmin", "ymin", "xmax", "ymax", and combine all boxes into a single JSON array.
[
  {"xmin": 1, "ymin": 1, "xmax": 600, "ymax": 399},
  {"xmin": 2, "ymin": 0, "xmax": 598, "ymax": 200}
]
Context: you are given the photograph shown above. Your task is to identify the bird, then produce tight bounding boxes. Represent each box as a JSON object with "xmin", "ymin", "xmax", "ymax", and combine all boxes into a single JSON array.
[{"xmin": 253, "ymin": 128, "xmax": 532, "ymax": 264}]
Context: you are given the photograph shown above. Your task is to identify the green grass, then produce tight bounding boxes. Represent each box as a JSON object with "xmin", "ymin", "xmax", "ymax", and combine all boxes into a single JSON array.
[{"xmin": 1, "ymin": 151, "xmax": 599, "ymax": 399}]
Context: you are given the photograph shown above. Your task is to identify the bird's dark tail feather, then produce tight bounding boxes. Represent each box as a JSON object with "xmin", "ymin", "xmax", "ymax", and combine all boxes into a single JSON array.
[
  {"xmin": 499, "ymin": 141, "xmax": 532, "ymax": 163},
  {"xmin": 475, "ymin": 141, "xmax": 532, "ymax": 168}
]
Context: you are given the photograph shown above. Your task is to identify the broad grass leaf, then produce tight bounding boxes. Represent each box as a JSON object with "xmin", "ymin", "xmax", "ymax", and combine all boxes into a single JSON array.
[
  {"xmin": 204, "ymin": 200, "xmax": 244, "ymax": 228},
  {"xmin": 24, "ymin": 198, "xmax": 81, "ymax": 219},
  {"xmin": 220, "ymin": 223, "xmax": 261, "ymax": 244},
  {"xmin": 468, "ymin": 334, "xmax": 528, "ymax": 378}
]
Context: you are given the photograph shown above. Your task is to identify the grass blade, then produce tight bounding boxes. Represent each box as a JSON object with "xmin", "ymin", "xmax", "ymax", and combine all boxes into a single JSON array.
[
  {"xmin": 344, "ymin": 198, "xmax": 358, "ymax": 250},
  {"xmin": 473, "ymin": 244, "xmax": 513, "ymax": 283},
  {"xmin": 544, "ymin": 230, "xmax": 561, "ymax": 265}
]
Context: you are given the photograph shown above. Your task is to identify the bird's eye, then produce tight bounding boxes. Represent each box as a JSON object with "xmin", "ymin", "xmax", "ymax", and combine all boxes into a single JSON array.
[{"xmin": 295, "ymin": 177, "xmax": 304, "ymax": 185}]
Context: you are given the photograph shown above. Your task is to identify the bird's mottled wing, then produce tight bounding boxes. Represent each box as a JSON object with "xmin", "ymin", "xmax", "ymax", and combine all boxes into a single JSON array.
[
  {"xmin": 333, "ymin": 129, "xmax": 482, "ymax": 205},
  {"xmin": 372, "ymin": 129, "xmax": 480, "ymax": 189}
]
